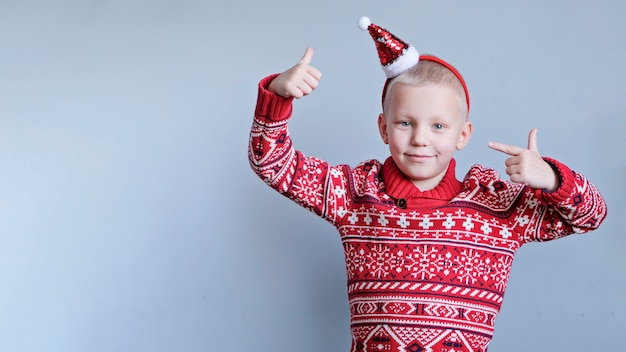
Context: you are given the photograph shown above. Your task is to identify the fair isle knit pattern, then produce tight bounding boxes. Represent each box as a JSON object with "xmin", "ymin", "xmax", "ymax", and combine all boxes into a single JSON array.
[{"xmin": 249, "ymin": 75, "xmax": 607, "ymax": 352}]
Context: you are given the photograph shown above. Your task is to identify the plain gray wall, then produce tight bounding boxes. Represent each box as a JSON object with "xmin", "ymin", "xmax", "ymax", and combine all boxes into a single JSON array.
[{"xmin": 0, "ymin": 1, "xmax": 623, "ymax": 351}]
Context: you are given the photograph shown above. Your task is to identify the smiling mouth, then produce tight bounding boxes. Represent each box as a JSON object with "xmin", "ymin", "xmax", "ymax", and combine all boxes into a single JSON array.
[{"xmin": 406, "ymin": 154, "xmax": 434, "ymax": 162}]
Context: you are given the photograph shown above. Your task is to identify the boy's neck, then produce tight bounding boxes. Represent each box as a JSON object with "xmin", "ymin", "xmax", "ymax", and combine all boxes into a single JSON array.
[{"xmin": 411, "ymin": 167, "xmax": 450, "ymax": 192}]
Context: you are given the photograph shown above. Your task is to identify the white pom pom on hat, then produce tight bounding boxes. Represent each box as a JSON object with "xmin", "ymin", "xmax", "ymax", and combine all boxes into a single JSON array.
[{"xmin": 358, "ymin": 16, "xmax": 371, "ymax": 31}]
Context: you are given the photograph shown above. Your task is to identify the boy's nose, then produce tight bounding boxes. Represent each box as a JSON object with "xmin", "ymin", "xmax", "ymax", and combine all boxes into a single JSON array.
[{"xmin": 411, "ymin": 127, "xmax": 428, "ymax": 146}]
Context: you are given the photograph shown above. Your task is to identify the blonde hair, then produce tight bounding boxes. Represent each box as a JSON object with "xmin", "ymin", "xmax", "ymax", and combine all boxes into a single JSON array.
[{"xmin": 383, "ymin": 57, "xmax": 469, "ymax": 120}]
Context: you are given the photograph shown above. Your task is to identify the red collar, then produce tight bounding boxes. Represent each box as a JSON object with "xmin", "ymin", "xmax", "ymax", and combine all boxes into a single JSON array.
[{"xmin": 380, "ymin": 157, "xmax": 463, "ymax": 210}]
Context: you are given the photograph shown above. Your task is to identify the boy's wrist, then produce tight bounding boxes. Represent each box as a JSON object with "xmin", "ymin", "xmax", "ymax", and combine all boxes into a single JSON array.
[
  {"xmin": 542, "ymin": 161, "xmax": 561, "ymax": 192},
  {"xmin": 255, "ymin": 75, "xmax": 294, "ymax": 122},
  {"xmin": 535, "ymin": 157, "xmax": 574, "ymax": 203}
]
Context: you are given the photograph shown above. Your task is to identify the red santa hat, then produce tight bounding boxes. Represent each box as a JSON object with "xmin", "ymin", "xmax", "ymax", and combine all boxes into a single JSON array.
[
  {"xmin": 359, "ymin": 16, "xmax": 470, "ymax": 114},
  {"xmin": 358, "ymin": 16, "xmax": 420, "ymax": 78}
]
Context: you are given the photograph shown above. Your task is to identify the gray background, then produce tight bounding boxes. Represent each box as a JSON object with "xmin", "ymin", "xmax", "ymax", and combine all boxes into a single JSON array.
[{"xmin": 0, "ymin": 1, "xmax": 624, "ymax": 351}]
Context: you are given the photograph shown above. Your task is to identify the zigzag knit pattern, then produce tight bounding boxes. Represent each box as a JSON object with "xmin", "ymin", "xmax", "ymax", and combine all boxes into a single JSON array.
[{"xmin": 249, "ymin": 75, "xmax": 607, "ymax": 352}]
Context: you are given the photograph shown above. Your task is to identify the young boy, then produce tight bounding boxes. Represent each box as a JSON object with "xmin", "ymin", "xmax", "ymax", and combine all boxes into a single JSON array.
[{"xmin": 248, "ymin": 17, "xmax": 607, "ymax": 352}]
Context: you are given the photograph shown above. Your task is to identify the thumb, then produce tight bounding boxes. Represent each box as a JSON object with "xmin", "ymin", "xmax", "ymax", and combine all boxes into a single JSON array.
[
  {"xmin": 527, "ymin": 128, "xmax": 539, "ymax": 152},
  {"xmin": 298, "ymin": 47, "xmax": 314, "ymax": 65}
]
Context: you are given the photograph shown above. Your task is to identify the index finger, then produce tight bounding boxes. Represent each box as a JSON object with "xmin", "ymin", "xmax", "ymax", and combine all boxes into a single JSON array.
[
  {"xmin": 488, "ymin": 141, "xmax": 524, "ymax": 156},
  {"xmin": 307, "ymin": 66, "xmax": 323, "ymax": 81}
]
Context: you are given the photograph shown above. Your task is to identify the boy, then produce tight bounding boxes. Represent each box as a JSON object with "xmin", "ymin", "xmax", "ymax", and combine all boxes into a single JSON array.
[{"xmin": 248, "ymin": 17, "xmax": 607, "ymax": 352}]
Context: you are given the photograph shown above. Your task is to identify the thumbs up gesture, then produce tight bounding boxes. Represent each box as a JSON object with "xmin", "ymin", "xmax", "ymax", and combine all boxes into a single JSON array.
[
  {"xmin": 488, "ymin": 128, "xmax": 560, "ymax": 191},
  {"xmin": 269, "ymin": 47, "xmax": 322, "ymax": 99}
]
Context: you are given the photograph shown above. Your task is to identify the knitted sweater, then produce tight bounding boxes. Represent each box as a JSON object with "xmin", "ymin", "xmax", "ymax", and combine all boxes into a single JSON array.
[{"xmin": 248, "ymin": 75, "xmax": 607, "ymax": 352}]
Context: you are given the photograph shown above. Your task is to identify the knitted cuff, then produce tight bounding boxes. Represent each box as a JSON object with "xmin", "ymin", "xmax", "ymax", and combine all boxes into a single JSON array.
[
  {"xmin": 255, "ymin": 74, "xmax": 294, "ymax": 122},
  {"xmin": 534, "ymin": 157, "xmax": 576, "ymax": 204}
]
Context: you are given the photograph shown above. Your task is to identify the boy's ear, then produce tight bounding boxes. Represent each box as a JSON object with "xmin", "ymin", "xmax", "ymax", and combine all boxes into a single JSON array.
[
  {"xmin": 378, "ymin": 113, "xmax": 389, "ymax": 144},
  {"xmin": 456, "ymin": 121, "xmax": 473, "ymax": 150}
]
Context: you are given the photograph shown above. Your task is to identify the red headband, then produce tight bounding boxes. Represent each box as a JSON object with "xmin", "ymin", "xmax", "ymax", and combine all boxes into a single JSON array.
[{"xmin": 381, "ymin": 55, "xmax": 471, "ymax": 118}]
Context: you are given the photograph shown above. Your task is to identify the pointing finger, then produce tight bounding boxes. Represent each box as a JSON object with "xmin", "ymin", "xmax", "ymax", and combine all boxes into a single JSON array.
[
  {"xmin": 488, "ymin": 141, "xmax": 524, "ymax": 156},
  {"xmin": 527, "ymin": 128, "xmax": 539, "ymax": 152}
]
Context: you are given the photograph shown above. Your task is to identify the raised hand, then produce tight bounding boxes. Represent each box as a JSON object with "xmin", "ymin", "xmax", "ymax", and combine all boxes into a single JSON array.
[
  {"xmin": 268, "ymin": 47, "xmax": 322, "ymax": 99},
  {"xmin": 488, "ymin": 128, "xmax": 559, "ymax": 191}
]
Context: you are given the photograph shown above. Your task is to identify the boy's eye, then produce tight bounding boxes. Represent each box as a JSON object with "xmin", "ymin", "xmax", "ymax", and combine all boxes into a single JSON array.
[
  {"xmin": 400, "ymin": 121, "xmax": 412, "ymax": 127},
  {"xmin": 433, "ymin": 123, "xmax": 445, "ymax": 130}
]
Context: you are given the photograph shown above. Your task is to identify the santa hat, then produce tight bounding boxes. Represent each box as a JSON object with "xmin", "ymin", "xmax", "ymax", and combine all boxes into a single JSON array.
[
  {"xmin": 359, "ymin": 16, "xmax": 470, "ymax": 114},
  {"xmin": 358, "ymin": 16, "xmax": 419, "ymax": 78}
]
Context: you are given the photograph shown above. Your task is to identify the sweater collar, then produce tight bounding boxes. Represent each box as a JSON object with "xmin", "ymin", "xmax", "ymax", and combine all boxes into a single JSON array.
[{"xmin": 380, "ymin": 157, "xmax": 463, "ymax": 209}]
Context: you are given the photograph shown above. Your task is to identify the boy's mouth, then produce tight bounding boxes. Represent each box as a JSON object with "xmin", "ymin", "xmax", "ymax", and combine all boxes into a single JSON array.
[{"xmin": 406, "ymin": 153, "xmax": 434, "ymax": 162}]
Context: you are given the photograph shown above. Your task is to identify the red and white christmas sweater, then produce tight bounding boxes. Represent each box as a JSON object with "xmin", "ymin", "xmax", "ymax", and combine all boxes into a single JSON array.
[{"xmin": 248, "ymin": 75, "xmax": 607, "ymax": 352}]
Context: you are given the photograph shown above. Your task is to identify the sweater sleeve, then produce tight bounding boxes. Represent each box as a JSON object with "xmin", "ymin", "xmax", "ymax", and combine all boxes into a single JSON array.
[
  {"xmin": 526, "ymin": 157, "xmax": 607, "ymax": 242},
  {"xmin": 248, "ymin": 75, "xmax": 364, "ymax": 224}
]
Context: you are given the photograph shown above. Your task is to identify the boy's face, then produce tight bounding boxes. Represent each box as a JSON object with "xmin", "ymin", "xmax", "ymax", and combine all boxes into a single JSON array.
[{"xmin": 378, "ymin": 83, "xmax": 473, "ymax": 191}]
